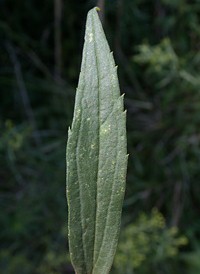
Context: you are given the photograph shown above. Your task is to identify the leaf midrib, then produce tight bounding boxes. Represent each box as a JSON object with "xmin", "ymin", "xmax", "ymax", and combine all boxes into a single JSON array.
[
  {"xmin": 91, "ymin": 11, "xmax": 101, "ymax": 272},
  {"xmin": 75, "ymin": 107, "xmax": 87, "ymax": 274},
  {"xmin": 91, "ymin": 11, "xmax": 119, "ymax": 273}
]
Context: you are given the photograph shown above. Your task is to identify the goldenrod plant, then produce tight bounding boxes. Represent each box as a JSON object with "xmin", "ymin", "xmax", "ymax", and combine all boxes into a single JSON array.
[{"xmin": 66, "ymin": 7, "xmax": 128, "ymax": 274}]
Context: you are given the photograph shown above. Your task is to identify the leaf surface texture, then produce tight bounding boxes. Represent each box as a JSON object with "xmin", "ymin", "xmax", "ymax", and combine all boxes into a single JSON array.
[{"xmin": 66, "ymin": 7, "xmax": 127, "ymax": 274}]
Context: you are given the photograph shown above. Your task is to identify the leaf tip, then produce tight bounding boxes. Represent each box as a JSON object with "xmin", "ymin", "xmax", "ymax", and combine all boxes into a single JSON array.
[{"xmin": 95, "ymin": 6, "xmax": 101, "ymax": 12}]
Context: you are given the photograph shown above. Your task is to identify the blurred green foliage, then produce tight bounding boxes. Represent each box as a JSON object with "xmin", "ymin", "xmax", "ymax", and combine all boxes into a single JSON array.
[
  {"xmin": 1, "ymin": 0, "xmax": 200, "ymax": 273},
  {"xmin": 114, "ymin": 209, "xmax": 188, "ymax": 274}
]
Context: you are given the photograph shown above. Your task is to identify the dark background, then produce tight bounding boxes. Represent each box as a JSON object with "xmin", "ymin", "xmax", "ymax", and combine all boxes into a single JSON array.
[{"xmin": 1, "ymin": 0, "xmax": 200, "ymax": 273}]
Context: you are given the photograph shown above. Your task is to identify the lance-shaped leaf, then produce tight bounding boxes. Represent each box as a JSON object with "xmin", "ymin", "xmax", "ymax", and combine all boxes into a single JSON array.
[{"xmin": 66, "ymin": 7, "xmax": 128, "ymax": 274}]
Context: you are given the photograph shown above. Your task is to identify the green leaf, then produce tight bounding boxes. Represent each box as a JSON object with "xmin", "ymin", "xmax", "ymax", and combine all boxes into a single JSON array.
[{"xmin": 66, "ymin": 7, "xmax": 128, "ymax": 274}]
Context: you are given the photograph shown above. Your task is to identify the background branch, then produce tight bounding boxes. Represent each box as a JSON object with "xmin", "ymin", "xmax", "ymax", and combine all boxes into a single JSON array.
[
  {"xmin": 97, "ymin": 0, "xmax": 105, "ymax": 24},
  {"xmin": 6, "ymin": 42, "xmax": 41, "ymax": 146},
  {"xmin": 54, "ymin": 0, "xmax": 62, "ymax": 82}
]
